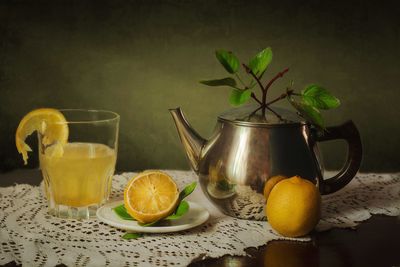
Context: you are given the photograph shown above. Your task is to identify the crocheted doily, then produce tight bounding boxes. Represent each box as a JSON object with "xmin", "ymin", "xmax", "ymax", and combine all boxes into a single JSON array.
[{"xmin": 0, "ymin": 171, "xmax": 399, "ymax": 266}]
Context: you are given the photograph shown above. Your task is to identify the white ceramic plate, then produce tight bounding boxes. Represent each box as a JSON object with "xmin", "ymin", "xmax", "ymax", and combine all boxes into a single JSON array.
[{"xmin": 96, "ymin": 200, "xmax": 210, "ymax": 233}]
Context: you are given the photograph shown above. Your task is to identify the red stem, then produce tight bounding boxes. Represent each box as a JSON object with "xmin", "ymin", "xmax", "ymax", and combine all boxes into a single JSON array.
[
  {"xmin": 243, "ymin": 65, "xmax": 290, "ymax": 121},
  {"xmin": 266, "ymin": 89, "xmax": 294, "ymax": 106},
  {"xmin": 265, "ymin": 106, "xmax": 284, "ymax": 120},
  {"xmin": 264, "ymin": 68, "xmax": 290, "ymax": 92},
  {"xmin": 261, "ymin": 68, "xmax": 289, "ymax": 111}
]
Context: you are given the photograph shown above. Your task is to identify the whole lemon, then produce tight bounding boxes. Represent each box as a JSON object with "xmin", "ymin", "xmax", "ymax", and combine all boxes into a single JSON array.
[
  {"xmin": 263, "ymin": 175, "xmax": 287, "ymax": 200},
  {"xmin": 266, "ymin": 175, "xmax": 321, "ymax": 237}
]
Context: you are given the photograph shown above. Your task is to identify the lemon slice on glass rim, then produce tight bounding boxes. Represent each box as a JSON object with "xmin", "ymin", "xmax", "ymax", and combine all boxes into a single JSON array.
[{"xmin": 15, "ymin": 108, "xmax": 69, "ymax": 164}]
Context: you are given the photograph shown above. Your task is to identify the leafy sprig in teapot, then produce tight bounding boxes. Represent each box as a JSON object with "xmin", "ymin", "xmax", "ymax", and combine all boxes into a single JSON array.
[{"xmin": 170, "ymin": 47, "xmax": 362, "ymax": 220}]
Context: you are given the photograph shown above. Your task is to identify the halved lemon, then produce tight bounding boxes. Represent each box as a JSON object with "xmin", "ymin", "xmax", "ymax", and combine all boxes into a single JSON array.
[
  {"xmin": 15, "ymin": 108, "xmax": 68, "ymax": 165},
  {"xmin": 124, "ymin": 171, "xmax": 179, "ymax": 223}
]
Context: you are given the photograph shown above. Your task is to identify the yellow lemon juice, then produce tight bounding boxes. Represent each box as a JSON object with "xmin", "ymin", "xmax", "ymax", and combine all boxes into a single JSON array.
[{"xmin": 40, "ymin": 142, "xmax": 116, "ymax": 207}]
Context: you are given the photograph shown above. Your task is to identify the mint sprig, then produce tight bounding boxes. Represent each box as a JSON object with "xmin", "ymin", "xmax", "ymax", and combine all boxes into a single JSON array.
[{"xmin": 200, "ymin": 47, "xmax": 341, "ymax": 129}]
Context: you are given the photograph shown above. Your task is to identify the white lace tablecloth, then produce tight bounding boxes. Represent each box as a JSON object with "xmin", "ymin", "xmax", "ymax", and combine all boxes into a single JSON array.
[{"xmin": 0, "ymin": 171, "xmax": 399, "ymax": 267}]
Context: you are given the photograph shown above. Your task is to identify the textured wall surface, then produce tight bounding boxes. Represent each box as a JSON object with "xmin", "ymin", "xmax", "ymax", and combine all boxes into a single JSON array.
[{"xmin": 1, "ymin": 0, "xmax": 399, "ymax": 172}]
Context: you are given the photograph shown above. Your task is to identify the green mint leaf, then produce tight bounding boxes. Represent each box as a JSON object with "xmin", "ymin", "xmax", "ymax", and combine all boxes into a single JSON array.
[
  {"xmin": 164, "ymin": 214, "xmax": 180, "ymax": 220},
  {"xmin": 248, "ymin": 47, "xmax": 273, "ymax": 78},
  {"xmin": 200, "ymin": 78, "xmax": 238, "ymax": 89},
  {"xmin": 138, "ymin": 221, "xmax": 160, "ymax": 227},
  {"xmin": 229, "ymin": 89, "xmax": 252, "ymax": 106},
  {"xmin": 166, "ymin": 200, "xmax": 190, "ymax": 220},
  {"xmin": 122, "ymin": 233, "xmax": 143, "ymax": 240},
  {"xmin": 113, "ymin": 204, "xmax": 136, "ymax": 221},
  {"xmin": 301, "ymin": 84, "xmax": 341, "ymax": 110},
  {"xmin": 289, "ymin": 97, "xmax": 324, "ymax": 129},
  {"xmin": 175, "ymin": 200, "xmax": 190, "ymax": 216},
  {"xmin": 179, "ymin": 182, "xmax": 197, "ymax": 201},
  {"xmin": 215, "ymin": 49, "xmax": 240, "ymax": 74}
]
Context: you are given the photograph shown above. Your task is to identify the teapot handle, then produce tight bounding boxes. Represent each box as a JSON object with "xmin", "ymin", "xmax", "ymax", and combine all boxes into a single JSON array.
[{"xmin": 314, "ymin": 120, "xmax": 362, "ymax": 195}]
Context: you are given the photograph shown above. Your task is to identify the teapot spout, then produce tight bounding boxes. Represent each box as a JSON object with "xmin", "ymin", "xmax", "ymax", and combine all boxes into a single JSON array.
[{"xmin": 169, "ymin": 107, "xmax": 206, "ymax": 173}]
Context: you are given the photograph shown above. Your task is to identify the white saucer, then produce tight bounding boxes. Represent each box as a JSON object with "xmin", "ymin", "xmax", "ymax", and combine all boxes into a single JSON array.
[{"xmin": 96, "ymin": 200, "xmax": 210, "ymax": 233}]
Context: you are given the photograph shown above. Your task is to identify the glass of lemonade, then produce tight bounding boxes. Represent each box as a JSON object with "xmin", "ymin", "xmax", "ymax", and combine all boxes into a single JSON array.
[{"xmin": 38, "ymin": 109, "xmax": 119, "ymax": 219}]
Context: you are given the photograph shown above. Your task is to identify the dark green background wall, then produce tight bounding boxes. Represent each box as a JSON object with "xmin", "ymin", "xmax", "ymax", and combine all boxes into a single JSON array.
[{"xmin": 1, "ymin": 0, "xmax": 399, "ymax": 172}]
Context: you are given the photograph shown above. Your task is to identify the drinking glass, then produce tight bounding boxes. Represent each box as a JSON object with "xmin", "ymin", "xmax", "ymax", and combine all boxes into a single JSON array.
[{"xmin": 38, "ymin": 109, "xmax": 119, "ymax": 219}]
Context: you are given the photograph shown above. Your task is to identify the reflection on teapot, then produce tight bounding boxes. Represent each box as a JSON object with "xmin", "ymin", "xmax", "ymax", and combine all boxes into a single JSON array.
[{"xmin": 170, "ymin": 105, "xmax": 362, "ymax": 220}]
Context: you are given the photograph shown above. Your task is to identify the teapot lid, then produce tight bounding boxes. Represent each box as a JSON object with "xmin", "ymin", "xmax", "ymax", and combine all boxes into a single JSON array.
[{"xmin": 218, "ymin": 104, "xmax": 306, "ymax": 126}]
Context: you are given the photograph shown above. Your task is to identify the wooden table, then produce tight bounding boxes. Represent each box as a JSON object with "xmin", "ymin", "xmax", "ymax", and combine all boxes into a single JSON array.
[{"xmin": 1, "ymin": 169, "xmax": 399, "ymax": 267}]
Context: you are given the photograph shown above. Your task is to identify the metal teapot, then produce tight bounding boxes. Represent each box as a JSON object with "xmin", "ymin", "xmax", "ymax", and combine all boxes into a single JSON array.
[{"xmin": 170, "ymin": 105, "xmax": 362, "ymax": 220}]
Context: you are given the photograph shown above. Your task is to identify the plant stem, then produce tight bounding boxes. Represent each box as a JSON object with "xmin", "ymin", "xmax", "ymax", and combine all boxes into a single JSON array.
[
  {"xmin": 264, "ymin": 68, "xmax": 290, "ymax": 92},
  {"xmin": 265, "ymin": 106, "xmax": 284, "ymax": 121},
  {"xmin": 261, "ymin": 68, "xmax": 289, "ymax": 112},
  {"xmin": 248, "ymin": 106, "xmax": 263, "ymax": 119},
  {"xmin": 261, "ymin": 90, "xmax": 292, "ymax": 120},
  {"xmin": 242, "ymin": 64, "xmax": 291, "ymax": 121},
  {"xmin": 242, "ymin": 64, "xmax": 264, "ymax": 95},
  {"xmin": 266, "ymin": 89, "xmax": 294, "ymax": 106},
  {"xmin": 251, "ymin": 93, "xmax": 262, "ymax": 105},
  {"xmin": 261, "ymin": 91, "xmax": 267, "ymax": 114}
]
